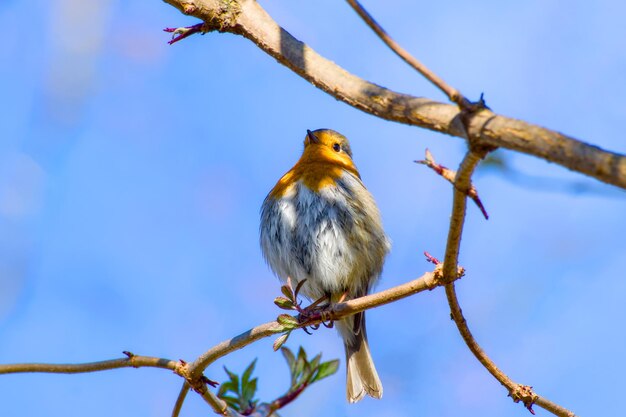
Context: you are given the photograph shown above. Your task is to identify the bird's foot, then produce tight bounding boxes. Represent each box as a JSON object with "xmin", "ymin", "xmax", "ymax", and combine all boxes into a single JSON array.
[{"xmin": 298, "ymin": 297, "xmax": 334, "ymax": 334}]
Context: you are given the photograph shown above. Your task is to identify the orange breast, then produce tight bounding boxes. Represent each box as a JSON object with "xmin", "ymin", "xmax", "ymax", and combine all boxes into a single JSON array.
[{"xmin": 270, "ymin": 147, "xmax": 360, "ymax": 199}]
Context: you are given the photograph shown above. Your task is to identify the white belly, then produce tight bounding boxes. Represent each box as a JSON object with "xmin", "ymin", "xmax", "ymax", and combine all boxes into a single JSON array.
[{"xmin": 260, "ymin": 173, "xmax": 390, "ymax": 300}]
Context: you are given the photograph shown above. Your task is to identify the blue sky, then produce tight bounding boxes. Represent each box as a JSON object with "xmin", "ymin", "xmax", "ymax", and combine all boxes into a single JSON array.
[{"xmin": 1, "ymin": 1, "xmax": 625, "ymax": 416}]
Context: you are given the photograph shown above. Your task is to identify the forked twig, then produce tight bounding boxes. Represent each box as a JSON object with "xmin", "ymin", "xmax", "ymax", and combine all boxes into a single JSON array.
[
  {"xmin": 164, "ymin": 23, "xmax": 205, "ymax": 44},
  {"xmin": 416, "ymin": 149, "xmax": 489, "ymax": 219}
]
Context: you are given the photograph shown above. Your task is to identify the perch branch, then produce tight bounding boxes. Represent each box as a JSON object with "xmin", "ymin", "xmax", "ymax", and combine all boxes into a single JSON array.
[
  {"xmin": 189, "ymin": 268, "xmax": 450, "ymax": 377},
  {"xmin": 172, "ymin": 266, "xmax": 458, "ymax": 415}
]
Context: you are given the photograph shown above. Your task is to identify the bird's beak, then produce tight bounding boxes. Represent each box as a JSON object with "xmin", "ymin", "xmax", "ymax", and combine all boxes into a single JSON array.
[{"xmin": 306, "ymin": 129, "xmax": 320, "ymax": 144}]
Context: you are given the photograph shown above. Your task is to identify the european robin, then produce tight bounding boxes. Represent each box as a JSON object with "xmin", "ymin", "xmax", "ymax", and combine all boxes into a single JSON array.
[{"xmin": 260, "ymin": 129, "xmax": 390, "ymax": 402}]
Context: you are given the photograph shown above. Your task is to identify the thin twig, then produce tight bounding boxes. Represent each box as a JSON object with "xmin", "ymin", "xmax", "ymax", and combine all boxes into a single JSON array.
[
  {"xmin": 0, "ymin": 352, "xmax": 235, "ymax": 416},
  {"xmin": 345, "ymin": 0, "xmax": 470, "ymax": 108},
  {"xmin": 172, "ymin": 383, "xmax": 190, "ymax": 417},
  {"xmin": 0, "ymin": 353, "xmax": 180, "ymax": 375},
  {"xmin": 416, "ymin": 149, "xmax": 489, "ymax": 219},
  {"xmin": 164, "ymin": 23, "xmax": 205, "ymax": 44},
  {"xmin": 442, "ymin": 151, "xmax": 577, "ymax": 417}
]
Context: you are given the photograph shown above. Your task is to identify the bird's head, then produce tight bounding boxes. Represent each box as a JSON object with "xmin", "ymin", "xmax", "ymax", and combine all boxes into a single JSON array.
[{"xmin": 302, "ymin": 129, "xmax": 355, "ymax": 168}]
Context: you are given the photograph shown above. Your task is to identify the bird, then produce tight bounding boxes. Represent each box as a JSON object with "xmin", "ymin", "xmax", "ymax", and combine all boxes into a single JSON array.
[{"xmin": 260, "ymin": 128, "xmax": 390, "ymax": 403}]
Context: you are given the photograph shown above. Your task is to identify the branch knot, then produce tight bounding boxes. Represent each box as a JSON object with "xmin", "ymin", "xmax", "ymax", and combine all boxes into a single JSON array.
[{"xmin": 509, "ymin": 384, "xmax": 538, "ymax": 415}]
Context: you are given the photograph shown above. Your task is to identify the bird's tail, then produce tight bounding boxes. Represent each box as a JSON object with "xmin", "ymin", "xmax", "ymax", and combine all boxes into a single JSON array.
[{"xmin": 341, "ymin": 314, "xmax": 383, "ymax": 403}]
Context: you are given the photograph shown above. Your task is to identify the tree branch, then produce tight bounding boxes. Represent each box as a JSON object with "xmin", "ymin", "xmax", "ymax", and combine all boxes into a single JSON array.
[
  {"xmin": 172, "ymin": 383, "xmax": 190, "ymax": 417},
  {"xmin": 441, "ymin": 150, "xmax": 578, "ymax": 417},
  {"xmin": 0, "ymin": 352, "xmax": 180, "ymax": 375},
  {"xmin": 188, "ymin": 269, "xmax": 448, "ymax": 377},
  {"xmin": 345, "ymin": 0, "xmax": 469, "ymax": 108},
  {"xmin": 162, "ymin": 0, "xmax": 626, "ymax": 189}
]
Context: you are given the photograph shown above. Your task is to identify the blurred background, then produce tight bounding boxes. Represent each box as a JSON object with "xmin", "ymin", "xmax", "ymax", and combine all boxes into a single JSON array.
[{"xmin": 1, "ymin": 1, "xmax": 625, "ymax": 416}]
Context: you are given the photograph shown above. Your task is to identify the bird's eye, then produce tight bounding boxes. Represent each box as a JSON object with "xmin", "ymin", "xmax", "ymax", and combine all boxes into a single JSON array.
[{"xmin": 332, "ymin": 143, "xmax": 341, "ymax": 152}]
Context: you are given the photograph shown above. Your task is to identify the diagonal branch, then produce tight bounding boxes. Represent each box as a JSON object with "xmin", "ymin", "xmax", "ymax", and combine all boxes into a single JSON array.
[
  {"xmin": 441, "ymin": 150, "xmax": 577, "ymax": 417},
  {"xmin": 162, "ymin": 0, "xmax": 626, "ymax": 189},
  {"xmin": 345, "ymin": 0, "xmax": 470, "ymax": 108},
  {"xmin": 188, "ymin": 269, "xmax": 449, "ymax": 377}
]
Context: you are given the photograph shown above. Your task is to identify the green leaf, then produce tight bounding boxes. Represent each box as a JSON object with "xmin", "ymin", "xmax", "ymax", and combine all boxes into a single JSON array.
[
  {"xmin": 280, "ymin": 285, "xmax": 294, "ymax": 301},
  {"xmin": 242, "ymin": 359, "xmax": 257, "ymax": 386},
  {"xmin": 309, "ymin": 353, "xmax": 321, "ymax": 371},
  {"xmin": 274, "ymin": 297, "xmax": 294, "ymax": 310},
  {"xmin": 280, "ymin": 346, "xmax": 296, "ymax": 371},
  {"xmin": 273, "ymin": 332, "xmax": 290, "ymax": 351},
  {"xmin": 311, "ymin": 359, "xmax": 339, "ymax": 382},
  {"xmin": 301, "ymin": 360, "xmax": 312, "ymax": 384},
  {"xmin": 219, "ymin": 395, "xmax": 240, "ymax": 410},
  {"xmin": 242, "ymin": 377, "xmax": 258, "ymax": 404},
  {"xmin": 217, "ymin": 380, "xmax": 236, "ymax": 397},
  {"xmin": 223, "ymin": 366, "xmax": 239, "ymax": 390},
  {"xmin": 294, "ymin": 279, "xmax": 307, "ymax": 298},
  {"xmin": 293, "ymin": 350, "xmax": 306, "ymax": 386},
  {"xmin": 297, "ymin": 346, "xmax": 307, "ymax": 363},
  {"xmin": 277, "ymin": 314, "xmax": 298, "ymax": 329}
]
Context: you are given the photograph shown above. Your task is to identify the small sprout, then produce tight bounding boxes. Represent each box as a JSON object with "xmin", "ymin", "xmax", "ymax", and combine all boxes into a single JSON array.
[
  {"xmin": 424, "ymin": 251, "xmax": 440, "ymax": 265},
  {"xmin": 294, "ymin": 279, "xmax": 307, "ymax": 299},
  {"xmin": 277, "ymin": 314, "xmax": 299, "ymax": 330},
  {"xmin": 281, "ymin": 284, "xmax": 294, "ymax": 301},
  {"xmin": 200, "ymin": 375, "xmax": 219, "ymax": 388},
  {"xmin": 274, "ymin": 296, "xmax": 295, "ymax": 310},
  {"xmin": 266, "ymin": 346, "xmax": 339, "ymax": 412},
  {"xmin": 273, "ymin": 332, "xmax": 290, "ymax": 351},
  {"xmin": 163, "ymin": 23, "xmax": 206, "ymax": 45},
  {"xmin": 282, "ymin": 346, "xmax": 338, "ymax": 393}
]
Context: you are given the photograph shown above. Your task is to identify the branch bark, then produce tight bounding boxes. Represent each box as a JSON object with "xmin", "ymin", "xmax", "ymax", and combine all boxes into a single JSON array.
[{"xmin": 163, "ymin": 0, "xmax": 626, "ymax": 189}]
